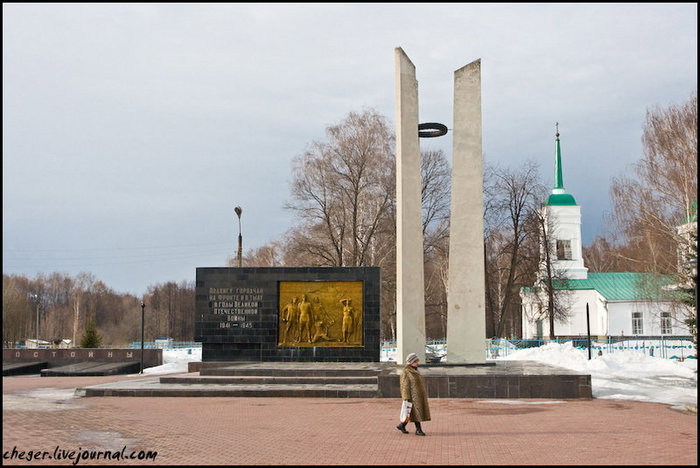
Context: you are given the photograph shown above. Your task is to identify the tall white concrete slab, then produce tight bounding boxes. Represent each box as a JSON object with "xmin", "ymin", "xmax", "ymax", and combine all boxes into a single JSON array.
[
  {"xmin": 446, "ymin": 59, "xmax": 487, "ymax": 364},
  {"xmin": 395, "ymin": 47, "xmax": 426, "ymax": 364}
]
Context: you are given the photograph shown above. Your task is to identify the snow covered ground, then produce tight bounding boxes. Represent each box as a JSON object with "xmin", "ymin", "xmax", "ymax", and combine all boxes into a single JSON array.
[
  {"xmin": 493, "ymin": 342, "xmax": 697, "ymax": 410},
  {"xmin": 142, "ymin": 347, "xmax": 202, "ymax": 376},
  {"xmin": 143, "ymin": 343, "xmax": 697, "ymax": 410}
]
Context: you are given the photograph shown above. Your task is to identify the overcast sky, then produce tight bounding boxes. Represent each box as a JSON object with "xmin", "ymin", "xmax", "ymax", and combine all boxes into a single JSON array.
[{"xmin": 3, "ymin": 3, "xmax": 697, "ymax": 296}]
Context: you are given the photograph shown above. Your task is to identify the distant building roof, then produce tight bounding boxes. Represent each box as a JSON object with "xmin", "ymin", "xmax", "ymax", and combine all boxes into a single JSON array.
[
  {"xmin": 524, "ymin": 272, "xmax": 680, "ymax": 301},
  {"xmin": 26, "ymin": 339, "xmax": 53, "ymax": 345}
]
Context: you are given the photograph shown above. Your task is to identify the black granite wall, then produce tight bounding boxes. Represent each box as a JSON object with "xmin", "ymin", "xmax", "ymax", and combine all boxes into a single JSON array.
[
  {"xmin": 195, "ymin": 267, "xmax": 380, "ymax": 362},
  {"xmin": 3, "ymin": 348, "xmax": 163, "ymax": 368}
]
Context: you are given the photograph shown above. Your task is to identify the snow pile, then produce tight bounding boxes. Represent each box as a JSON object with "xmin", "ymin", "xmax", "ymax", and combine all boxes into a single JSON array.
[
  {"xmin": 498, "ymin": 342, "xmax": 697, "ymax": 408},
  {"xmin": 142, "ymin": 347, "xmax": 202, "ymax": 375},
  {"xmin": 500, "ymin": 341, "xmax": 696, "ymax": 379}
]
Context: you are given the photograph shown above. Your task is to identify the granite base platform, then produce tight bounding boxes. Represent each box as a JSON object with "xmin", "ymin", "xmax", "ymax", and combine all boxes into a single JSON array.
[
  {"xmin": 3, "ymin": 361, "xmax": 49, "ymax": 376},
  {"xmin": 41, "ymin": 361, "xmax": 141, "ymax": 377},
  {"xmin": 77, "ymin": 361, "xmax": 591, "ymax": 399},
  {"xmin": 379, "ymin": 361, "xmax": 592, "ymax": 399}
]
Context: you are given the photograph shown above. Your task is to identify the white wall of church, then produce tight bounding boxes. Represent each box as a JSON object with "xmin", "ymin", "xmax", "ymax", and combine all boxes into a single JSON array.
[
  {"xmin": 523, "ymin": 263, "xmax": 695, "ymax": 338},
  {"xmin": 608, "ymin": 301, "xmax": 693, "ymax": 337},
  {"xmin": 522, "ymin": 292, "xmax": 693, "ymax": 339},
  {"xmin": 552, "ymin": 290, "xmax": 603, "ymax": 336},
  {"xmin": 521, "ymin": 289, "xmax": 606, "ymax": 338}
]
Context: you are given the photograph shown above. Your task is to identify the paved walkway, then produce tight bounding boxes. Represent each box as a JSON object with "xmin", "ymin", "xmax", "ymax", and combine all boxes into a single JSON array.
[{"xmin": 3, "ymin": 374, "xmax": 697, "ymax": 465}]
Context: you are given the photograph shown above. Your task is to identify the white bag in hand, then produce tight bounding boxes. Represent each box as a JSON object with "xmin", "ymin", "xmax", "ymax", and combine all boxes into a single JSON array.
[{"xmin": 399, "ymin": 400, "xmax": 413, "ymax": 423}]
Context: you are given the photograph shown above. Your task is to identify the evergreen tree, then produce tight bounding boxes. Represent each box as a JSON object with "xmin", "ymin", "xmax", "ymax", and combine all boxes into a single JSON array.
[
  {"xmin": 679, "ymin": 230, "xmax": 697, "ymax": 354},
  {"xmin": 80, "ymin": 314, "xmax": 102, "ymax": 348}
]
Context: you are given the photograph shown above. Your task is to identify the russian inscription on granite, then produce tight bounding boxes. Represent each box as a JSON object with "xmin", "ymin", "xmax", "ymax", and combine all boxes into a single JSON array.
[{"xmin": 208, "ymin": 287, "xmax": 264, "ymax": 329}]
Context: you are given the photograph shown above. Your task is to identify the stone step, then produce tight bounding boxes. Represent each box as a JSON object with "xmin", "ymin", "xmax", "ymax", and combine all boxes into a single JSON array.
[
  {"xmin": 200, "ymin": 367, "xmax": 380, "ymax": 377},
  {"xmin": 76, "ymin": 361, "xmax": 592, "ymax": 399},
  {"xmin": 79, "ymin": 378, "xmax": 378, "ymax": 398},
  {"xmin": 160, "ymin": 374, "xmax": 377, "ymax": 385},
  {"xmin": 41, "ymin": 361, "xmax": 141, "ymax": 377}
]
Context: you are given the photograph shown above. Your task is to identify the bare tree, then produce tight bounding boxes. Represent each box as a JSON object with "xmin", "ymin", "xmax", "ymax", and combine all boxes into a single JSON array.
[
  {"xmin": 420, "ymin": 149, "xmax": 451, "ymax": 245},
  {"xmin": 419, "ymin": 149, "xmax": 451, "ymax": 339},
  {"xmin": 602, "ymin": 93, "xmax": 697, "ymax": 335},
  {"xmin": 2, "ymin": 272, "xmax": 196, "ymax": 347},
  {"xmin": 69, "ymin": 272, "xmax": 97, "ymax": 345},
  {"xmin": 483, "ymin": 160, "xmax": 545, "ymax": 338},
  {"xmin": 2, "ymin": 275, "xmax": 33, "ymax": 346},
  {"xmin": 145, "ymin": 281, "xmax": 195, "ymax": 341},
  {"xmin": 583, "ymin": 235, "xmax": 622, "ymax": 273},
  {"xmin": 285, "ymin": 108, "xmax": 395, "ymax": 268},
  {"xmin": 609, "ymin": 92, "xmax": 697, "ymax": 275},
  {"xmin": 232, "ymin": 241, "xmax": 285, "ymax": 267},
  {"xmin": 41, "ymin": 272, "xmax": 74, "ymax": 342},
  {"xmin": 281, "ymin": 111, "xmax": 453, "ymax": 341}
]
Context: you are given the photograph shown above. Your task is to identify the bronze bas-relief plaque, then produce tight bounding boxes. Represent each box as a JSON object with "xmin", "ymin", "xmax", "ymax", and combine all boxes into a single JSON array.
[{"xmin": 278, "ymin": 281, "xmax": 363, "ymax": 347}]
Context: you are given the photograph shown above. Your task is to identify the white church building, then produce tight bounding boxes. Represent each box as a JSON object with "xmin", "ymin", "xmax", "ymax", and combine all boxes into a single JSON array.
[{"xmin": 520, "ymin": 128, "xmax": 694, "ymax": 340}]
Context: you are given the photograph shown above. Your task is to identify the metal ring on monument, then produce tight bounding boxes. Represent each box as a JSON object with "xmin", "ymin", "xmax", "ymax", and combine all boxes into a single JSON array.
[{"xmin": 418, "ymin": 122, "xmax": 448, "ymax": 138}]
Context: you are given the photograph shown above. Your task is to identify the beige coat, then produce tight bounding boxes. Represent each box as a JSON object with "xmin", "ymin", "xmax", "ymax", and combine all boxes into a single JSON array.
[{"xmin": 399, "ymin": 364, "xmax": 431, "ymax": 422}]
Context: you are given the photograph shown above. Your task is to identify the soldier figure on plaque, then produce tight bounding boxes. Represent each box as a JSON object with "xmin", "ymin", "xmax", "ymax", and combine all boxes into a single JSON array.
[
  {"xmin": 280, "ymin": 296, "xmax": 299, "ymax": 344},
  {"xmin": 297, "ymin": 294, "xmax": 314, "ymax": 343},
  {"xmin": 312, "ymin": 318, "xmax": 333, "ymax": 343},
  {"xmin": 340, "ymin": 298, "xmax": 354, "ymax": 343},
  {"xmin": 311, "ymin": 297, "xmax": 334, "ymax": 343}
]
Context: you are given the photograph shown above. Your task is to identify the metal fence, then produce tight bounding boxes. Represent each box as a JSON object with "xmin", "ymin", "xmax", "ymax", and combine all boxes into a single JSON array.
[
  {"xmin": 10, "ymin": 337, "xmax": 696, "ymax": 361},
  {"xmin": 127, "ymin": 341, "xmax": 201, "ymax": 349},
  {"xmin": 484, "ymin": 337, "xmax": 696, "ymax": 360},
  {"xmin": 5, "ymin": 340, "xmax": 202, "ymax": 350},
  {"xmin": 381, "ymin": 337, "xmax": 696, "ymax": 361}
]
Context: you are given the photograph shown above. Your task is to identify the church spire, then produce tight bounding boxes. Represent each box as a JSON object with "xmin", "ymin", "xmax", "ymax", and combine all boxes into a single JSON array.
[
  {"xmin": 553, "ymin": 122, "xmax": 564, "ymax": 191},
  {"xmin": 545, "ymin": 122, "xmax": 577, "ymax": 206},
  {"xmin": 542, "ymin": 123, "xmax": 587, "ymax": 280}
]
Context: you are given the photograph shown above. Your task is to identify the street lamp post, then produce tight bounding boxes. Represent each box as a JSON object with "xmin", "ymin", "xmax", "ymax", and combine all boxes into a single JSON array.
[
  {"xmin": 586, "ymin": 303, "xmax": 592, "ymax": 360},
  {"xmin": 30, "ymin": 293, "xmax": 40, "ymax": 346},
  {"xmin": 235, "ymin": 206, "xmax": 243, "ymax": 267},
  {"xmin": 140, "ymin": 301, "xmax": 145, "ymax": 374}
]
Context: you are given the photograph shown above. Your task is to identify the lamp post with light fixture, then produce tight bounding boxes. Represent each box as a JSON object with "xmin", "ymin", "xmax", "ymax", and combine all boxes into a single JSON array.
[
  {"xmin": 140, "ymin": 301, "xmax": 145, "ymax": 374},
  {"xmin": 30, "ymin": 293, "xmax": 40, "ymax": 346},
  {"xmin": 235, "ymin": 206, "xmax": 243, "ymax": 267}
]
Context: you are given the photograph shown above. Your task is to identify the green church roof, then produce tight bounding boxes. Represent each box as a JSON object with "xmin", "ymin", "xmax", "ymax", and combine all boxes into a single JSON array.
[
  {"xmin": 537, "ymin": 272, "xmax": 679, "ymax": 301},
  {"xmin": 546, "ymin": 193, "xmax": 578, "ymax": 206}
]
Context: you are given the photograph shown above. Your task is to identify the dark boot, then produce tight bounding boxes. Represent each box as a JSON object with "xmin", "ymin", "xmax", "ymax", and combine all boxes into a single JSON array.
[
  {"xmin": 415, "ymin": 421, "xmax": 426, "ymax": 436},
  {"xmin": 396, "ymin": 422, "xmax": 409, "ymax": 434}
]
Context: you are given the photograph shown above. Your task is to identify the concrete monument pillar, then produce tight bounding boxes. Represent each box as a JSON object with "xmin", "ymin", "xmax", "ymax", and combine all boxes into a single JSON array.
[
  {"xmin": 394, "ymin": 47, "xmax": 426, "ymax": 364},
  {"xmin": 446, "ymin": 60, "xmax": 487, "ymax": 363}
]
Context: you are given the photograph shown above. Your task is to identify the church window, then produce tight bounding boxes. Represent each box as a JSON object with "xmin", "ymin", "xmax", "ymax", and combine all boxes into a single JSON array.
[
  {"xmin": 660, "ymin": 312, "xmax": 672, "ymax": 334},
  {"xmin": 632, "ymin": 312, "xmax": 643, "ymax": 335},
  {"xmin": 556, "ymin": 239, "xmax": 572, "ymax": 260}
]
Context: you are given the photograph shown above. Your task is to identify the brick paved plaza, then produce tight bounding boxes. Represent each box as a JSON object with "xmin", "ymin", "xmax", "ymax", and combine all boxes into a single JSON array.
[{"xmin": 2, "ymin": 374, "xmax": 697, "ymax": 465}]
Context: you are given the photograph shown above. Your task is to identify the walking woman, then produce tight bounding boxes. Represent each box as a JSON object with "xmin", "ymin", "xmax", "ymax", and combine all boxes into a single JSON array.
[{"xmin": 396, "ymin": 353, "xmax": 430, "ymax": 436}]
